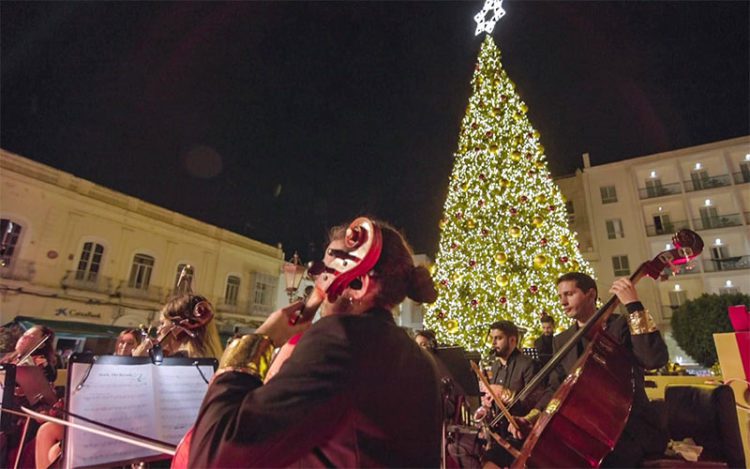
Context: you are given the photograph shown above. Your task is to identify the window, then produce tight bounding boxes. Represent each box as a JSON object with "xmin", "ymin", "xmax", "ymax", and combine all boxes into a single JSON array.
[
  {"xmin": 225, "ymin": 275, "xmax": 241, "ymax": 305},
  {"xmin": 175, "ymin": 263, "xmax": 194, "ymax": 293},
  {"xmin": 600, "ymin": 185, "xmax": 617, "ymax": 204},
  {"xmin": 565, "ymin": 201, "xmax": 575, "ymax": 224},
  {"xmin": 128, "ymin": 254, "xmax": 154, "ymax": 289},
  {"xmin": 710, "ymin": 245, "xmax": 730, "ymax": 271},
  {"xmin": 612, "ymin": 255, "xmax": 630, "ymax": 276},
  {"xmin": 0, "ymin": 218, "xmax": 22, "ymax": 267},
  {"xmin": 76, "ymin": 242, "xmax": 104, "ymax": 282},
  {"xmin": 645, "ymin": 178, "xmax": 663, "ymax": 198},
  {"xmin": 668, "ymin": 290, "xmax": 687, "ymax": 307},
  {"xmin": 740, "ymin": 162, "xmax": 750, "ymax": 183},
  {"xmin": 691, "ymin": 169, "xmax": 709, "ymax": 189},
  {"xmin": 252, "ymin": 272, "xmax": 277, "ymax": 311},
  {"xmin": 652, "ymin": 213, "xmax": 672, "ymax": 235},
  {"xmin": 699, "ymin": 206, "xmax": 719, "ymax": 229},
  {"xmin": 719, "ymin": 286, "xmax": 739, "ymax": 295},
  {"xmin": 605, "ymin": 219, "xmax": 624, "ymax": 239}
]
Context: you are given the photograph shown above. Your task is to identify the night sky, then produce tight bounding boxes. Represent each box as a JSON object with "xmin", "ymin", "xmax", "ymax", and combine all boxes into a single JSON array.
[{"xmin": 2, "ymin": 1, "xmax": 748, "ymax": 260}]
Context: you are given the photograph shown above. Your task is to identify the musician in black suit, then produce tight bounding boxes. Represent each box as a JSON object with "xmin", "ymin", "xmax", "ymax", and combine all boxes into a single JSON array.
[
  {"xmin": 188, "ymin": 219, "xmax": 443, "ymax": 468},
  {"xmin": 478, "ymin": 320, "xmax": 539, "ymax": 469},
  {"xmin": 510, "ymin": 272, "xmax": 669, "ymax": 468},
  {"xmin": 533, "ymin": 314, "xmax": 554, "ymax": 368}
]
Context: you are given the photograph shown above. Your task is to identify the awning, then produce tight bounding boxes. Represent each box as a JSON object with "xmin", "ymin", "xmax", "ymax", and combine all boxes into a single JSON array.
[{"xmin": 5, "ymin": 316, "xmax": 129, "ymax": 339}]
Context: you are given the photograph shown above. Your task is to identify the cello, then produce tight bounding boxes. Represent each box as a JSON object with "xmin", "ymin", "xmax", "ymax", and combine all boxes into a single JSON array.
[{"xmin": 496, "ymin": 229, "xmax": 703, "ymax": 468}]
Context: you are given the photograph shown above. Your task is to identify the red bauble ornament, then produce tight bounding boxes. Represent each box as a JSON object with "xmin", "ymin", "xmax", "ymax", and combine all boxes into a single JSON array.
[
  {"xmin": 471, "ymin": 299, "xmax": 478, "ymax": 308},
  {"xmin": 541, "ymin": 238, "xmax": 548, "ymax": 245},
  {"xmin": 469, "ymin": 259, "xmax": 477, "ymax": 268},
  {"xmin": 437, "ymin": 311, "xmax": 446, "ymax": 319},
  {"xmin": 548, "ymin": 205, "xmax": 556, "ymax": 211},
  {"xmin": 478, "ymin": 199, "xmax": 485, "ymax": 207},
  {"xmin": 499, "ymin": 296, "xmax": 507, "ymax": 304},
  {"xmin": 486, "ymin": 131, "xmax": 494, "ymax": 138},
  {"xmin": 451, "ymin": 242, "xmax": 458, "ymax": 250},
  {"xmin": 479, "ymin": 173, "xmax": 486, "ymax": 180},
  {"xmin": 472, "ymin": 123, "xmax": 479, "ymax": 130},
  {"xmin": 560, "ymin": 256, "xmax": 569, "ymax": 263},
  {"xmin": 455, "ymin": 212, "xmax": 463, "ymax": 219},
  {"xmin": 509, "ymin": 207, "xmax": 518, "ymax": 216},
  {"xmin": 440, "ymin": 279, "xmax": 448, "ymax": 286},
  {"xmin": 520, "ymin": 195, "xmax": 528, "ymax": 203},
  {"xmin": 530, "ymin": 285, "xmax": 538, "ymax": 293},
  {"xmin": 481, "ymin": 228, "xmax": 489, "ymax": 237}
]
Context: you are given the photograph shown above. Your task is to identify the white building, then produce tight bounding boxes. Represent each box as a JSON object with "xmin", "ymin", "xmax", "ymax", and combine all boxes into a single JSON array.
[
  {"xmin": 0, "ymin": 149, "xmax": 284, "ymax": 351},
  {"xmin": 557, "ymin": 136, "xmax": 750, "ymax": 327}
]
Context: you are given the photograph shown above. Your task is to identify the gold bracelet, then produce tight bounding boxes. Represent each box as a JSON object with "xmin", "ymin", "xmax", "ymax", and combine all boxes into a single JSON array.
[
  {"xmin": 628, "ymin": 309, "xmax": 657, "ymax": 335},
  {"xmin": 217, "ymin": 334, "xmax": 275, "ymax": 381}
]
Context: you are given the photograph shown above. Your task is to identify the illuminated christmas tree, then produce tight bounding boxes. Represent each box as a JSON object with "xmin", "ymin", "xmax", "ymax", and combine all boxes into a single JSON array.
[{"xmin": 425, "ymin": 34, "xmax": 593, "ymax": 354}]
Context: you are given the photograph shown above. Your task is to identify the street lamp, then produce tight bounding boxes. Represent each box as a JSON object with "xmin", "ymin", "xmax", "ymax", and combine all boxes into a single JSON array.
[{"xmin": 282, "ymin": 252, "xmax": 306, "ymax": 303}]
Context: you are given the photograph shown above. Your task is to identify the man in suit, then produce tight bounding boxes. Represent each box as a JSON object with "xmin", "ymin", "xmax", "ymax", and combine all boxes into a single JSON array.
[
  {"xmin": 477, "ymin": 320, "xmax": 538, "ymax": 469},
  {"xmin": 509, "ymin": 272, "xmax": 669, "ymax": 468},
  {"xmin": 533, "ymin": 314, "xmax": 554, "ymax": 368},
  {"xmin": 188, "ymin": 219, "xmax": 443, "ymax": 468}
]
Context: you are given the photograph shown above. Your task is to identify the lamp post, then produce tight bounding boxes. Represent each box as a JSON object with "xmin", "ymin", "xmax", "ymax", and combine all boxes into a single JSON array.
[{"xmin": 282, "ymin": 252, "xmax": 306, "ymax": 304}]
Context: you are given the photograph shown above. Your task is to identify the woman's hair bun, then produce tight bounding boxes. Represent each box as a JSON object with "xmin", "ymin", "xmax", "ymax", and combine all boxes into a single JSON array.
[{"xmin": 406, "ymin": 265, "xmax": 437, "ymax": 304}]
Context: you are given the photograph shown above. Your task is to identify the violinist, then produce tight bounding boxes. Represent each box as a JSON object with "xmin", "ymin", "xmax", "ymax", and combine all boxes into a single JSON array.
[
  {"xmin": 114, "ymin": 329, "xmax": 140, "ymax": 356},
  {"xmin": 475, "ymin": 321, "xmax": 538, "ymax": 469},
  {"xmin": 511, "ymin": 272, "xmax": 669, "ymax": 468},
  {"xmin": 132, "ymin": 294, "xmax": 223, "ymax": 360},
  {"xmin": 188, "ymin": 217, "xmax": 444, "ymax": 468}
]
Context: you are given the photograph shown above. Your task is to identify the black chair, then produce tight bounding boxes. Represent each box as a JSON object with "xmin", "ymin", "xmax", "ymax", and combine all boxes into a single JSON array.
[{"xmin": 643, "ymin": 384, "xmax": 745, "ymax": 468}]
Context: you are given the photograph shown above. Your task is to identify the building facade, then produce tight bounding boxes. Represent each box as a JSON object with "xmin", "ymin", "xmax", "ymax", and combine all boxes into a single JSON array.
[
  {"xmin": 557, "ymin": 136, "xmax": 750, "ymax": 328},
  {"xmin": 0, "ymin": 149, "xmax": 284, "ymax": 348}
]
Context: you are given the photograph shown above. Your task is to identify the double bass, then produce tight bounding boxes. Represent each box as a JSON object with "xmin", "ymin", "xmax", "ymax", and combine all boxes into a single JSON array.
[{"xmin": 493, "ymin": 229, "xmax": 703, "ymax": 468}]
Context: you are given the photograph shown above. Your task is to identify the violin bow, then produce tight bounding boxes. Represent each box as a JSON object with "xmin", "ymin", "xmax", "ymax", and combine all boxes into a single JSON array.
[{"xmin": 470, "ymin": 360, "xmax": 519, "ymax": 432}]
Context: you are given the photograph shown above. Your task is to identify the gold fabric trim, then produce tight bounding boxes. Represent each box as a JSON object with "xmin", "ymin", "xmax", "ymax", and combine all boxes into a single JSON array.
[
  {"xmin": 217, "ymin": 334, "xmax": 275, "ymax": 381},
  {"xmin": 628, "ymin": 309, "xmax": 658, "ymax": 335},
  {"xmin": 545, "ymin": 398, "xmax": 561, "ymax": 416},
  {"xmin": 524, "ymin": 408, "xmax": 541, "ymax": 423}
]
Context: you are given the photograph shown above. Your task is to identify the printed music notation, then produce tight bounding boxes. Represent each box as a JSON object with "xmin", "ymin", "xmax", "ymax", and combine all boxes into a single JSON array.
[{"xmin": 64, "ymin": 360, "xmax": 214, "ymax": 468}]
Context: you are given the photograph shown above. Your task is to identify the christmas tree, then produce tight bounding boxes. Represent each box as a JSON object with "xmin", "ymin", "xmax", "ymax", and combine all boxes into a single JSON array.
[{"xmin": 425, "ymin": 35, "xmax": 593, "ymax": 354}]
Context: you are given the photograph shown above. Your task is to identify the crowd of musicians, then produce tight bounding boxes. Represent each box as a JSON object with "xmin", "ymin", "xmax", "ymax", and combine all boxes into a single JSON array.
[{"xmin": 0, "ymin": 216, "xmax": 675, "ymax": 468}]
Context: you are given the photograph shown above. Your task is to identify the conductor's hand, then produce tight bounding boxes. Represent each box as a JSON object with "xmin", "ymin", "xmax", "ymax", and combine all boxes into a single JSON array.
[
  {"xmin": 609, "ymin": 277, "xmax": 639, "ymax": 305},
  {"xmin": 508, "ymin": 416, "xmax": 533, "ymax": 440},
  {"xmin": 256, "ymin": 300, "xmax": 310, "ymax": 347}
]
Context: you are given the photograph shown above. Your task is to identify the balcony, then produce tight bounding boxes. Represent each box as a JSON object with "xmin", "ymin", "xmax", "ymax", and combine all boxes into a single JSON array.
[
  {"xmin": 216, "ymin": 298, "xmax": 251, "ymax": 314},
  {"xmin": 661, "ymin": 262, "xmax": 701, "ymax": 278},
  {"xmin": 692, "ymin": 213, "xmax": 743, "ymax": 230},
  {"xmin": 0, "ymin": 259, "xmax": 35, "ymax": 281},
  {"xmin": 683, "ymin": 174, "xmax": 731, "ymax": 192},
  {"xmin": 733, "ymin": 171, "xmax": 750, "ymax": 184},
  {"xmin": 638, "ymin": 182, "xmax": 682, "ymax": 200},
  {"xmin": 115, "ymin": 281, "xmax": 165, "ymax": 302},
  {"xmin": 703, "ymin": 255, "xmax": 750, "ymax": 273},
  {"xmin": 644, "ymin": 219, "xmax": 690, "ymax": 237},
  {"xmin": 61, "ymin": 270, "xmax": 113, "ymax": 293}
]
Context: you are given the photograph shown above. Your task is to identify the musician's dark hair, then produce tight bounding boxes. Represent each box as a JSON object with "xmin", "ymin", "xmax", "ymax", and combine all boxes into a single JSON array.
[
  {"xmin": 489, "ymin": 320, "xmax": 519, "ymax": 340},
  {"xmin": 556, "ymin": 272, "xmax": 597, "ymax": 296},
  {"xmin": 329, "ymin": 219, "xmax": 437, "ymax": 308},
  {"xmin": 415, "ymin": 329, "xmax": 438, "ymax": 351},
  {"xmin": 540, "ymin": 314, "xmax": 555, "ymax": 326}
]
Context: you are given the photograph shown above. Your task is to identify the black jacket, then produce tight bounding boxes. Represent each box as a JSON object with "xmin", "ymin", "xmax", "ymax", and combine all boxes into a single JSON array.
[{"xmin": 189, "ymin": 308, "xmax": 443, "ymax": 468}]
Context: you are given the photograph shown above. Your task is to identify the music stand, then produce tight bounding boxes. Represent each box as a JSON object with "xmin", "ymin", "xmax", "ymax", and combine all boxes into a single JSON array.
[{"xmin": 435, "ymin": 347, "xmax": 481, "ymax": 397}]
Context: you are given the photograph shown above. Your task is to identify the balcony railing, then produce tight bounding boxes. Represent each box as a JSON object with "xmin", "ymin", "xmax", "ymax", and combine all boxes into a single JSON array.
[
  {"xmin": 116, "ymin": 281, "xmax": 165, "ymax": 302},
  {"xmin": 216, "ymin": 299, "xmax": 251, "ymax": 314},
  {"xmin": 683, "ymin": 174, "xmax": 731, "ymax": 192},
  {"xmin": 0, "ymin": 259, "xmax": 35, "ymax": 281},
  {"xmin": 661, "ymin": 262, "xmax": 701, "ymax": 278},
  {"xmin": 638, "ymin": 182, "xmax": 682, "ymax": 200},
  {"xmin": 703, "ymin": 255, "xmax": 750, "ymax": 273},
  {"xmin": 692, "ymin": 213, "xmax": 743, "ymax": 230},
  {"xmin": 62, "ymin": 270, "xmax": 113, "ymax": 293},
  {"xmin": 644, "ymin": 220, "xmax": 690, "ymax": 237},
  {"xmin": 733, "ymin": 171, "xmax": 750, "ymax": 184}
]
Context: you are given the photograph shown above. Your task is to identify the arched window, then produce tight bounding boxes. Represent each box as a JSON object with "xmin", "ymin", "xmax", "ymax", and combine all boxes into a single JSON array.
[
  {"xmin": 76, "ymin": 242, "xmax": 104, "ymax": 282},
  {"xmin": 0, "ymin": 218, "xmax": 22, "ymax": 267},
  {"xmin": 225, "ymin": 275, "xmax": 241, "ymax": 305},
  {"xmin": 129, "ymin": 254, "xmax": 155, "ymax": 289}
]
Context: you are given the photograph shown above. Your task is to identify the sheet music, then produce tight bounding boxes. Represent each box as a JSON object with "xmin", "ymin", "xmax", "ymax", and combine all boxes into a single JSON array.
[
  {"xmin": 65, "ymin": 363, "xmax": 159, "ymax": 468},
  {"xmin": 154, "ymin": 364, "xmax": 214, "ymax": 443},
  {"xmin": 64, "ymin": 358, "xmax": 216, "ymax": 469}
]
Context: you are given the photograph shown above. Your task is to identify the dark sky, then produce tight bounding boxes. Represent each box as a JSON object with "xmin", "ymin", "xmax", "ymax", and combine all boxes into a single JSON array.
[{"xmin": 2, "ymin": 1, "xmax": 748, "ymax": 259}]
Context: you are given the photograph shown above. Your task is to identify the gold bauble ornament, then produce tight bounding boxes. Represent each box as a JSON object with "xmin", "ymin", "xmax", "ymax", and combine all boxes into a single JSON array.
[
  {"xmin": 500, "ymin": 178, "xmax": 510, "ymax": 188},
  {"xmin": 533, "ymin": 130, "xmax": 540, "ymax": 139},
  {"xmin": 561, "ymin": 235, "xmax": 570, "ymax": 246},
  {"xmin": 446, "ymin": 320, "xmax": 459, "ymax": 334},
  {"xmin": 532, "ymin": 216, "xmax": 544, "ymax": 227},
  {"xmin": 467, "ymin": 219, "xmax": 476, "ymax": 229},
  {"xmin": 535, "ymin": 194, "xmax": 546, "ymax": 204},
  {"xmin": 509, "ymin": 226, "xmax": 521, "ymax": 237},
  {"xmin": 571, "ymin": 260, "xmax": 580, "ymax": 270},
  {"xmin": 535, "ymin": 161, "xmax": 545, "ymax": 169},
  {"xmin": 521, "ymin": 103, "xmax": 529, "ymax": 114},
  {"xmin": 511, "ymin": 151, "xmax": 521, "ymax": 161},
  {"xmin": 496, "ymin": 274, "xmax": 509, "ymax": 287},
  {"xmin": 533, "ymin": 255, "xmax": 547, "ymax": 268},
  {"xmin": 490, "ymin": 144, "xmax": 499, "ymax": 154},
  {"xmin": 439, "ymin": 219, "xmax": 447, "ymax": 229},
  {"xmin": 495, "ymin": 252, "xmax": 508, "ymax": 264}
]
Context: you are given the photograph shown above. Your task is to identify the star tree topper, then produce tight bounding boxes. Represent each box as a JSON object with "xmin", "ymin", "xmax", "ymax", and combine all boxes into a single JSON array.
[{"xmin": 474, "ymin": 0, "xmax": 506, "ymax": 35}]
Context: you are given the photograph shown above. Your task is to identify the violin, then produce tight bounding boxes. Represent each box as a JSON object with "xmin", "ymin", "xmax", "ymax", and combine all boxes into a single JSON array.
[
  {"xmin": 0, "ymin": 333, "xmax": 51, "ymax": 366},
  {"xmin": 288, "ymin": 217, "xmax": 383, "ymax": 325}
]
